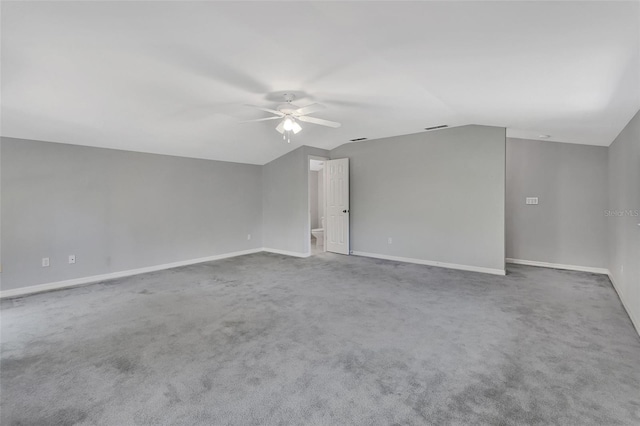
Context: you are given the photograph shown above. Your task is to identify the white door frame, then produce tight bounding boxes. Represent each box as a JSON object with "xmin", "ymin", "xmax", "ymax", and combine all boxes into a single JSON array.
[{"xmin": 308, "ymin": 155, "xmax": 329, "ymax": 255}]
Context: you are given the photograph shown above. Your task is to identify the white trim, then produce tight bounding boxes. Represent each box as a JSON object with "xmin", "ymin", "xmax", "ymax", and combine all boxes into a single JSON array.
[
  {"xmin": 262, "ymin": 248, "xmax": 310, "ymax": 258},
  {"xmin": 608, "ymin": 272, "xmax": 640, "ymax": 337},
  {"xmin": 0, "ymin": 248, "xmax": 263, "ymax": 299},
  {"xmin": 506, "ymin": 258, "xmax": 608, "ymax": 275},
  {"xmin": 352, "ymin": 251, "xmax": 506, "ymax": 276}
]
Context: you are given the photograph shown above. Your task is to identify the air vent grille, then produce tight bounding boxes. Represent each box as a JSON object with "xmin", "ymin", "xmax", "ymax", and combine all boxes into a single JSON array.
[
  {"xmin": 425, "ymin": 125, "xmax": 448, "ymax": 131},
  {"xmin": 349, "ymin": 137, "xmax": 368, "ymax": 142}
]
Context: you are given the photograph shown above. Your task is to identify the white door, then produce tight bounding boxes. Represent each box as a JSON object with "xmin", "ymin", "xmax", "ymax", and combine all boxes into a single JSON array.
[{"xmin": 326, "ymin": 158, "xmax": 350, "ymax": 255}]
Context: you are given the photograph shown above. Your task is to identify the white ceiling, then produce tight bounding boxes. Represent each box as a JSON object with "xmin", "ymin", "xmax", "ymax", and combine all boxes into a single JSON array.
[{"xmin": 2, "ymin": 1, "xmax": 639, "ymax": 165}]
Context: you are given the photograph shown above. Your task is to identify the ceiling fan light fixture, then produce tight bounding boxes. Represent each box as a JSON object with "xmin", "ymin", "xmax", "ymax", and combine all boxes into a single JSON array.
[
  {"xmin": 244, "ymin": 95, "xmax": 340, "ymax": 142},
  {"xmin": 283, "ymin": 117, "xmax": 295, "ymax": 131}
]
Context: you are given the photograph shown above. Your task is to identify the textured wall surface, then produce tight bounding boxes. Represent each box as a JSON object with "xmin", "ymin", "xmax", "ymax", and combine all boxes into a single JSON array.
[
  {"xmin": 607, "ymin": 110, "xmax": 640, "ymax": 331},
  {"xmin": 331, "ymin": 125, "xmax": 506, "ymax": 272},
  {"xmin": 262, "ymin": 146, "xmax": 329, "ymax": 255},
  {"xmin": 1, "ymin": 137, "xmax": 263, "ymax": 290},
  {"xmin": 506, "ymin": 138, "xmax": 608, "ymax": 268}
]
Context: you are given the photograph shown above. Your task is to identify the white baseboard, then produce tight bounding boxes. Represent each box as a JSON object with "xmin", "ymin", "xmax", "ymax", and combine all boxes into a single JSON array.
[
  {"xmin": 607, "ymin": 272, "xmax": 640, "ymax": 337},
  {"xmin": 506, "ymin": 258, "xmax": 608, "ymax": 275},
  {"xmin": 0, "ymin": 248, "xmax": 263, "ymax": 299},
  {"xmin": 262, "ymin": 248, "xmax": 310, "ymax": 258},
  {"xmin": 352, "ymin": 251, "xmax": 506, "ymax": 276}
]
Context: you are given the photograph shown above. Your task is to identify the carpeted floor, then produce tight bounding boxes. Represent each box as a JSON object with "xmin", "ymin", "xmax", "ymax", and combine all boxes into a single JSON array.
[{"xmin": 1, "ymin": 252, "xmax": 639, "ymax": 425}]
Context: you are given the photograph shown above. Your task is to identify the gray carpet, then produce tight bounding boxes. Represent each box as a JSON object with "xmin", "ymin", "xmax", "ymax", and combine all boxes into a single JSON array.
[{"xmin": 1, "ymin": 252, "xmax": 639, "ymax": 425}]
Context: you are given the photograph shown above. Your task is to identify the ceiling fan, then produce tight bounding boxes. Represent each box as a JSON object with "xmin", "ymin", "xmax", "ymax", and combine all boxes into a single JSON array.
[{"xmin": 243, "ymin": 94, "xmax": 341, "ymax": 143}]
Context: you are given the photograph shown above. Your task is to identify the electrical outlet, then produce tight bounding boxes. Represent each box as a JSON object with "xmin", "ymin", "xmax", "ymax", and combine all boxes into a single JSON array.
[
  {"xmin": 525, "ymin": 197, "xmax": 539, "ymax": 205},
  {"xmin": 69, "ymin": 255, "xmax": 76, "ymax": 264},
  {"xmin": 42, "ymin": 257, "xmax": 50, "ymax": 267},
  {"xmin": 247, "ymin": 234, "xmax": 251, "ymax": 240},
  {"xmin": 388, "ymin": 237, "xmax": 393, "ymax": 244}
]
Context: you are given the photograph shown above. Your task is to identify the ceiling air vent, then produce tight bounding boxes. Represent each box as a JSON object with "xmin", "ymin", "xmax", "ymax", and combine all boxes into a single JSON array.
[
  {"xmin": 425, "ymin": 125, "xmax": 448, "ymax": 131},
  {"xmin": 349, "ymin": 137, "xmax": 368, "ymax": 142}
]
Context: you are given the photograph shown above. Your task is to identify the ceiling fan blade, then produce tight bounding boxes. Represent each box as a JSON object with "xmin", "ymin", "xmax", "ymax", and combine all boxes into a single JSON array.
[
  {"xmin": 239, "ymin": 116, "xmax": 282, "ymax": 123},
  {"xmin": 297, "ymin": 115, "xmax": 342, "ymax": 128},
  {"xmin": 293, "ymin": 103, "xmax": 326, "ymax": 116},
  {"xmin": 275, "ymin": 120, "xmax": 285, "ymax": 134},
  {"xmin": 245, "ymin": 104, "xmax": 284, "ymax": 117}
]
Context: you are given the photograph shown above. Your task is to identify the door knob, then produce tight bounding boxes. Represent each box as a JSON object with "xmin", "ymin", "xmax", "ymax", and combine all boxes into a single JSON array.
[{"xmin": 343, "ymin": 209, "xmax": 349, "ymax": 213}]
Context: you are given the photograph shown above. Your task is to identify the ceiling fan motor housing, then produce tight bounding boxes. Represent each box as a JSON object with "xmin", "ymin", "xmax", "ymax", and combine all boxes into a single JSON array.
[
  {"xmin": 277, "ymin": 93, "xmax": 299, "ymax": 114},
  {"xmin": 277, "ymin": 103, "xmax": 299, "ymax": 114}
]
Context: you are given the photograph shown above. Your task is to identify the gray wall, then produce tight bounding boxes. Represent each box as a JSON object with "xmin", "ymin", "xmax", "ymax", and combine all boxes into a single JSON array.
[
  {"xmin": 330, "ymin": 125, "xmax": 506, "ymax": 272},
  {"xmin": 0, "ymin": 139, "xmax": 2, "ymax": 289},
  {"xmin": 608, "ymin": 110, "xmax": 640, "ymax": 331},
  {"xmin": 1, "ymin": 137, "xmax": 263, "ymax": 291},
  {"xmin": 262, "ymin": 147, "xmax": 307, "ymax": 254},
  {"xmin": 506, "ymin": 138, "xmax": 608, "ymax": 268},
  {"xmin": 262, "ymin": 146, "xmax": 329, "ymax": 255},
  {"xmin": 309, "ymin": 171, "xmax": 319, "ymax": 229}
]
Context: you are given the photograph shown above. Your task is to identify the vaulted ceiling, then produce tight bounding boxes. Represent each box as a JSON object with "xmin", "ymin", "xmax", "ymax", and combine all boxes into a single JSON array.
[{"xmin": 2, "ymin": 1, "xmax": 639, "ymax": 164}]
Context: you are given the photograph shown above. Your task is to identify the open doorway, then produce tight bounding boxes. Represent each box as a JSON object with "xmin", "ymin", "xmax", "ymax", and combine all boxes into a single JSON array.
[{"xmin": 309, "ymin": 157, "xmax": 328, "ymax": 255}]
